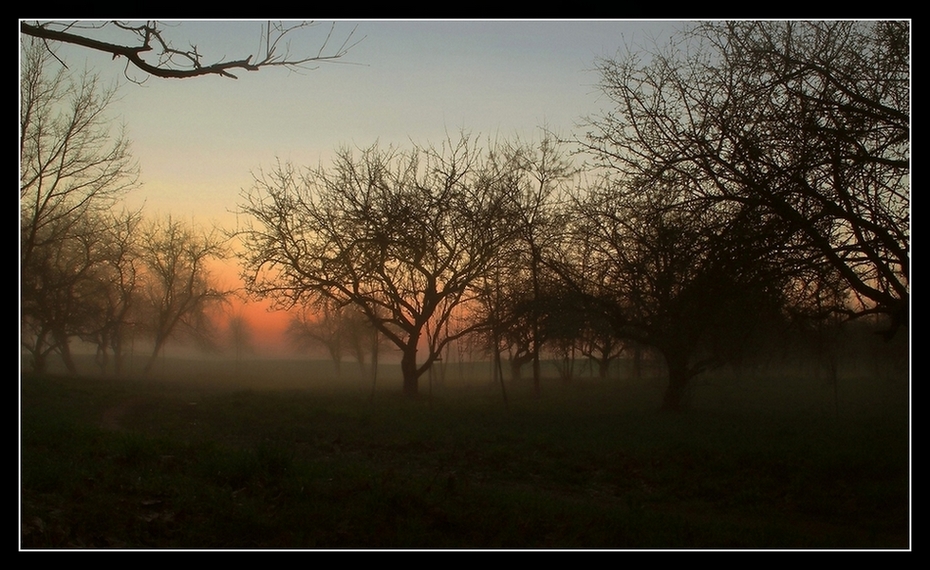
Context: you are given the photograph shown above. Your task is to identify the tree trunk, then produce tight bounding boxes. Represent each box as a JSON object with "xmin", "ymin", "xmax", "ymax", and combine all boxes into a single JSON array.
[
  {"xmin": 531, "ymin": 243, "xmax": 542, "ymax": 399},
  {"xmin": 112, "ymin": 338, "xmax": 125, "ymax": 376},
  {"xmin": 27, "ymin": 328, "xmax": 51, "ymax": 374},
  {"xmin": 401, "ymin": 357, "xmax": 418, "ymax": 397},
  {"xmin": 55, "ymin": 330, "xmax": 78, "ymax": 375},
  {"xmin": 332, "ymin": 351, "xmax": 342, "ymax": 381},
  {"xmin": 143, "ymin": 334, "xmax": 168, "ymax": 374},
  {"xmin": 401, "ymin": 336, "xmax": 420, "ymax": 398},
  {"xmin": 509, "ymin": 351, "xmax": 532, "ymax": 383},
  {"xmin": 31, "ymin": 350, "xmax": 49, "ymax": 374},
  {"xmin": 631, "ymin": 344, "xmax": 643, "ymax": 381},
  {"xmin": 494, "ymin": 342, "xmax": 509, "ymax": 412},
  {"xmin": 95, "ymin": 344, "xmax": 110, "ymax": 375},
  {"xmin": 369, "ymin": 329, "xmax": 379, "ymax": 404},
  {"xmin": 510, "ymin": 357, "xmax": 524, "ymax": 383},
  {"xmin": 532, "ymin": 344, "xmax": 541, "ymax": 398}
]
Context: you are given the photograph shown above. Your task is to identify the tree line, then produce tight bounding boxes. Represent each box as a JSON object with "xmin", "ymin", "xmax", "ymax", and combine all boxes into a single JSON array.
[
  {"xmin": 20, "ymin": 21, "xmax": 909, "ymax": 411},
  {"xmin": 20, "ymin": 38, "xmax": 232, "ymax": 375}
]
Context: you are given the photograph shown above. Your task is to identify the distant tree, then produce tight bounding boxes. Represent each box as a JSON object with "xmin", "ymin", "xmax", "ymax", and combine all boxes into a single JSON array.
[
  {"xmin": 225, "ymin": 309, "xmax": 256, "ymax": 373},
  {"xmin": 581, "ymin": 20, "xmax": 909, "ymax": 339},
  {"xmin": 474, "ymin": 266, "xmax": 535, "ymax": 385},
  {"xmin": 286, "ymin": 299, "xmax": 378, "ymax": 380},
  {"xmin": 137, "ymin": 215, "xmax": 230, "ymax": 373},
  {"xmin": 81, "ymin": 208, "xmax": 145, "ymax": 375},
  {"xmin": 475, "ymin": 134, "xmax": 576, "ymax": 396},
  {"xmin": 21, "ymin": 20, "xmax": 362, "ymax": 82},
  {"xmin": 577, "ymin": 311, "xmax": 626, "ymax": 381},
  {"xmin": 21, "ymin": 211, "xmax": 106, "ymax": 374},
  {"xmin": 545, "ymin": 229, "xmax": 628, "ymax": 381},
  {"xmin": 539, "ymin": 291, "xmax": 588, "ymax": 384},
  {"xmin": 239, "ymin": 136, "xmax": 522, "ymax": 397},
  {"xmin": 22, "ymin": 208, "xmax": 146, "ymax": 378}
]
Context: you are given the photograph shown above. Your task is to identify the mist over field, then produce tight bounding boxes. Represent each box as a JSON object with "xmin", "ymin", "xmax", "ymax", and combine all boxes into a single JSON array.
[
  {"xmin": 32, "ymin": 318, "xmax": 908, "ymax": 418},
  {"xmin": 21, "ymin": 19, "xmax": 909, "ymax": 550},
  {"xmin": 21, "ymin": 328, "xmax": 909, "ymax": 549}
]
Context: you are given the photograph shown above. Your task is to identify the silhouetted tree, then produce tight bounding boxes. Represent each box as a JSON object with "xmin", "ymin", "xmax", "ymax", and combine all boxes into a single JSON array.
[
  {"xmin": 549, "ymin": 228, "xmax": 629, "ymax": 381},
  {"xmin": 473, "ymin": 258, "xmax": 532, "ymax": 385},
  {"xmin": 239, "ymin": 136, "xmax": 522, "ymax": 397},
  {"xmin": 225, "ymin": 309, "xmax": 255, "ymax": 374},
  {"xmin": 569, "ymin": 178, "xmax": 792, "ymax": 411},
  {"xmin": 21, "ymin": 20, "xmax": 361, "ymax": 82},
  {"xmin": 20, "ymin": 36, "xmax": 139, "ymax": 373},
  {"xmin": 578, "ymin": 311, "xmax": 626, "ymax": 381},
  {"xmin": 473, "ymin": 134, "xmax": 576, "ymax": 395},
  {"xmin": 539, "ymin": 290, "xmax": 588, "ymax": 384},
  {"xmin": 286, "ymin": 299, "xmax": 379, "ymax": 380},
  {"xmin": 137, "ymin": 216, "xmax": 230, "ymax": 373},
  {"xmin": 21, "ymin": 211, "xmax": 106, "ymax": 374},
  {"xmin": 582, "ymin": 20, "xmax": 909, "ymax": 339},
  {"xmin": 81, "ymin": 208, "xmax": 145, "ymax": 375}
]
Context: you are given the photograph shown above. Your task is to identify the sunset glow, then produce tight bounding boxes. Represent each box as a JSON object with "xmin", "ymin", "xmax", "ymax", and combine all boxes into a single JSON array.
[
  {"xmin": 20, "ymin": 20, "xmax": 910, "ymax": 550},
  {"xmin": 44, "ymin": 19, "xmax": 678, "ymax": 359}
]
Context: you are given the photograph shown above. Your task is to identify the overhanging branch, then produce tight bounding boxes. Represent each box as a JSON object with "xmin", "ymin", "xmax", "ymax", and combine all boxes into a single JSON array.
[{"xmin": 21, "ymin": 20, "xmax": 362, "ymax": 80}]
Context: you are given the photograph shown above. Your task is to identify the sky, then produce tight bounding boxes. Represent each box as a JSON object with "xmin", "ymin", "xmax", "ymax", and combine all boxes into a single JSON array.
[{"xmin": 24, "ymin": 19, "xmax": 684, "ymax": 354}]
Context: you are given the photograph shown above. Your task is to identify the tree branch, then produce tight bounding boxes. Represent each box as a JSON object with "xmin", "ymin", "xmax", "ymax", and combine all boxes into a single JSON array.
[{"xmin": 21, "ymin": 20, "xmax": 362, "ymax": 81}]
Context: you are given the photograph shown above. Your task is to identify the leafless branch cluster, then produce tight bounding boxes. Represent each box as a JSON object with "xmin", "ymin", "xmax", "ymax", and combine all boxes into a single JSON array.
[
  {"xmin": 20, "ymin": 38, "xmax": 231, "ymax": 375},
  {"xmin": 238, "ymin": 135, "xmax": 562, "ymax": 396},
  {"xmin": 21, "ymin": 20, "xmax": 908, "ymax": 409},
  {"xmin": 21, "ymin": 20, "xmax": 363, "ymax": 82}
]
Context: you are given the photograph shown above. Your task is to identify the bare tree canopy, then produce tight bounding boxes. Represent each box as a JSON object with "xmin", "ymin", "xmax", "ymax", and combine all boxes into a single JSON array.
[
  {"xmin": 20, "ymin": 36, "xmax": 140, "ymax": 373},
  {"xmin": 137, "ymin": 215, "xmax": 231, "ymax": 373},
  {"xmin": 581, "ymin": 20, "xmax": 909, "ymax": 339},
  {"xmin": 21, "ymin": 20, "xmax": 362, "ymax": 82},
  {"xmin": 20, "ymin": 36, "xmax": 138, "ymax": 268},
  {"xmin": 568, "ymin": 178, "xmax": 795, "ymax": 411},
  {"xmin": 238, "ymin": 136, "xmax": 524, "ymax": 396}
]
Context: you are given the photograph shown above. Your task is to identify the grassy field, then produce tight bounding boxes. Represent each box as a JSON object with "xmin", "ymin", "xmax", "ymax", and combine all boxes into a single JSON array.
[{"xmin": 20, "ymin": 358, "xmax": 910, "ymax": 550}]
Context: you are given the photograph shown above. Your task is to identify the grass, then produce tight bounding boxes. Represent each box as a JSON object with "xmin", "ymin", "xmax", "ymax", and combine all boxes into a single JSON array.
[{"xmin": 20, "ymin": 361, "xmax": 910, "ymax": 550}]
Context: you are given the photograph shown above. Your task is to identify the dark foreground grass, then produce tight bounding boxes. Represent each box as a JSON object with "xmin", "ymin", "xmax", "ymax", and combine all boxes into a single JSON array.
[{"xmin": 20, "ymin": 368, "xmax": 909, "ymax": 549}]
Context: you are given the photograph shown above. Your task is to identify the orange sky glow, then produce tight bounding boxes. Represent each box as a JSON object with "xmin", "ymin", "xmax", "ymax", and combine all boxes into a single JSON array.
[{"xmin": 25, "ymin": 20, "xmax": 683, "ymax": 360}]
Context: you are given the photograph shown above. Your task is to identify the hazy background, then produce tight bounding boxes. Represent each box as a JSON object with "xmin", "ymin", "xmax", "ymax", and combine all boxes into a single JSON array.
[{"xmin": 35, "ymin": 19, "xmax": 684, "ymax": 353}]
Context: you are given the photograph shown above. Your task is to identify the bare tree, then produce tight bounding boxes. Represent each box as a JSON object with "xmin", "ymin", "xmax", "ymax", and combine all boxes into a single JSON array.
[
  {"xmin": 20, "ymin": 36, "xmax": 139, "ymax": 373},
  {"xmin": 514, "ymin": 136, "xmax": 575, "ymax": 395},
  {"xmin": 474, "ymin": 134, "xmax": 576, "ymax": 396},
  {"xmin": 224, "ymin": 308, "xmax": 255, "ymax": 375},
  {"xmin": 568, "ymin": 178, "xmax": 793, "ymax": 411},
  {"xmin": 20, "ymin": 36, "xmax": 138, "ymax": 271},
  {"xmin": 581, "ymin": 20, "xmax": 909, "ymax": 339},
  {"xmin": 22, "ymin": 207, "xmax": 144, "ymax": 378},
  {"xmin": 577, "ymin": 313, "xmax": 626, "ymax": 381},
  {"xmin": 286, "ymin": 299, "xmax": 378, "ymax": 380},
  {"xmin": 474, "ymin": 263, "xmax": 534, "ymax": 386},
  {"xmin": 21, "ymin": 211, "xmax": 107, "ymax": 374},
  {"xmin": 137, "ymin": 216, "xmax": 230, "ymax": 373},
  {"xmin": 21, "ymin": 20, "xmax": 362, "ymax": 83},
  {"xmin": 239, "ymin": 136, "xmax": 521, "ymax": 397},
  {"xmin": 81, "ymin": 208, "xmax": 145, "ymax": 375}
]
